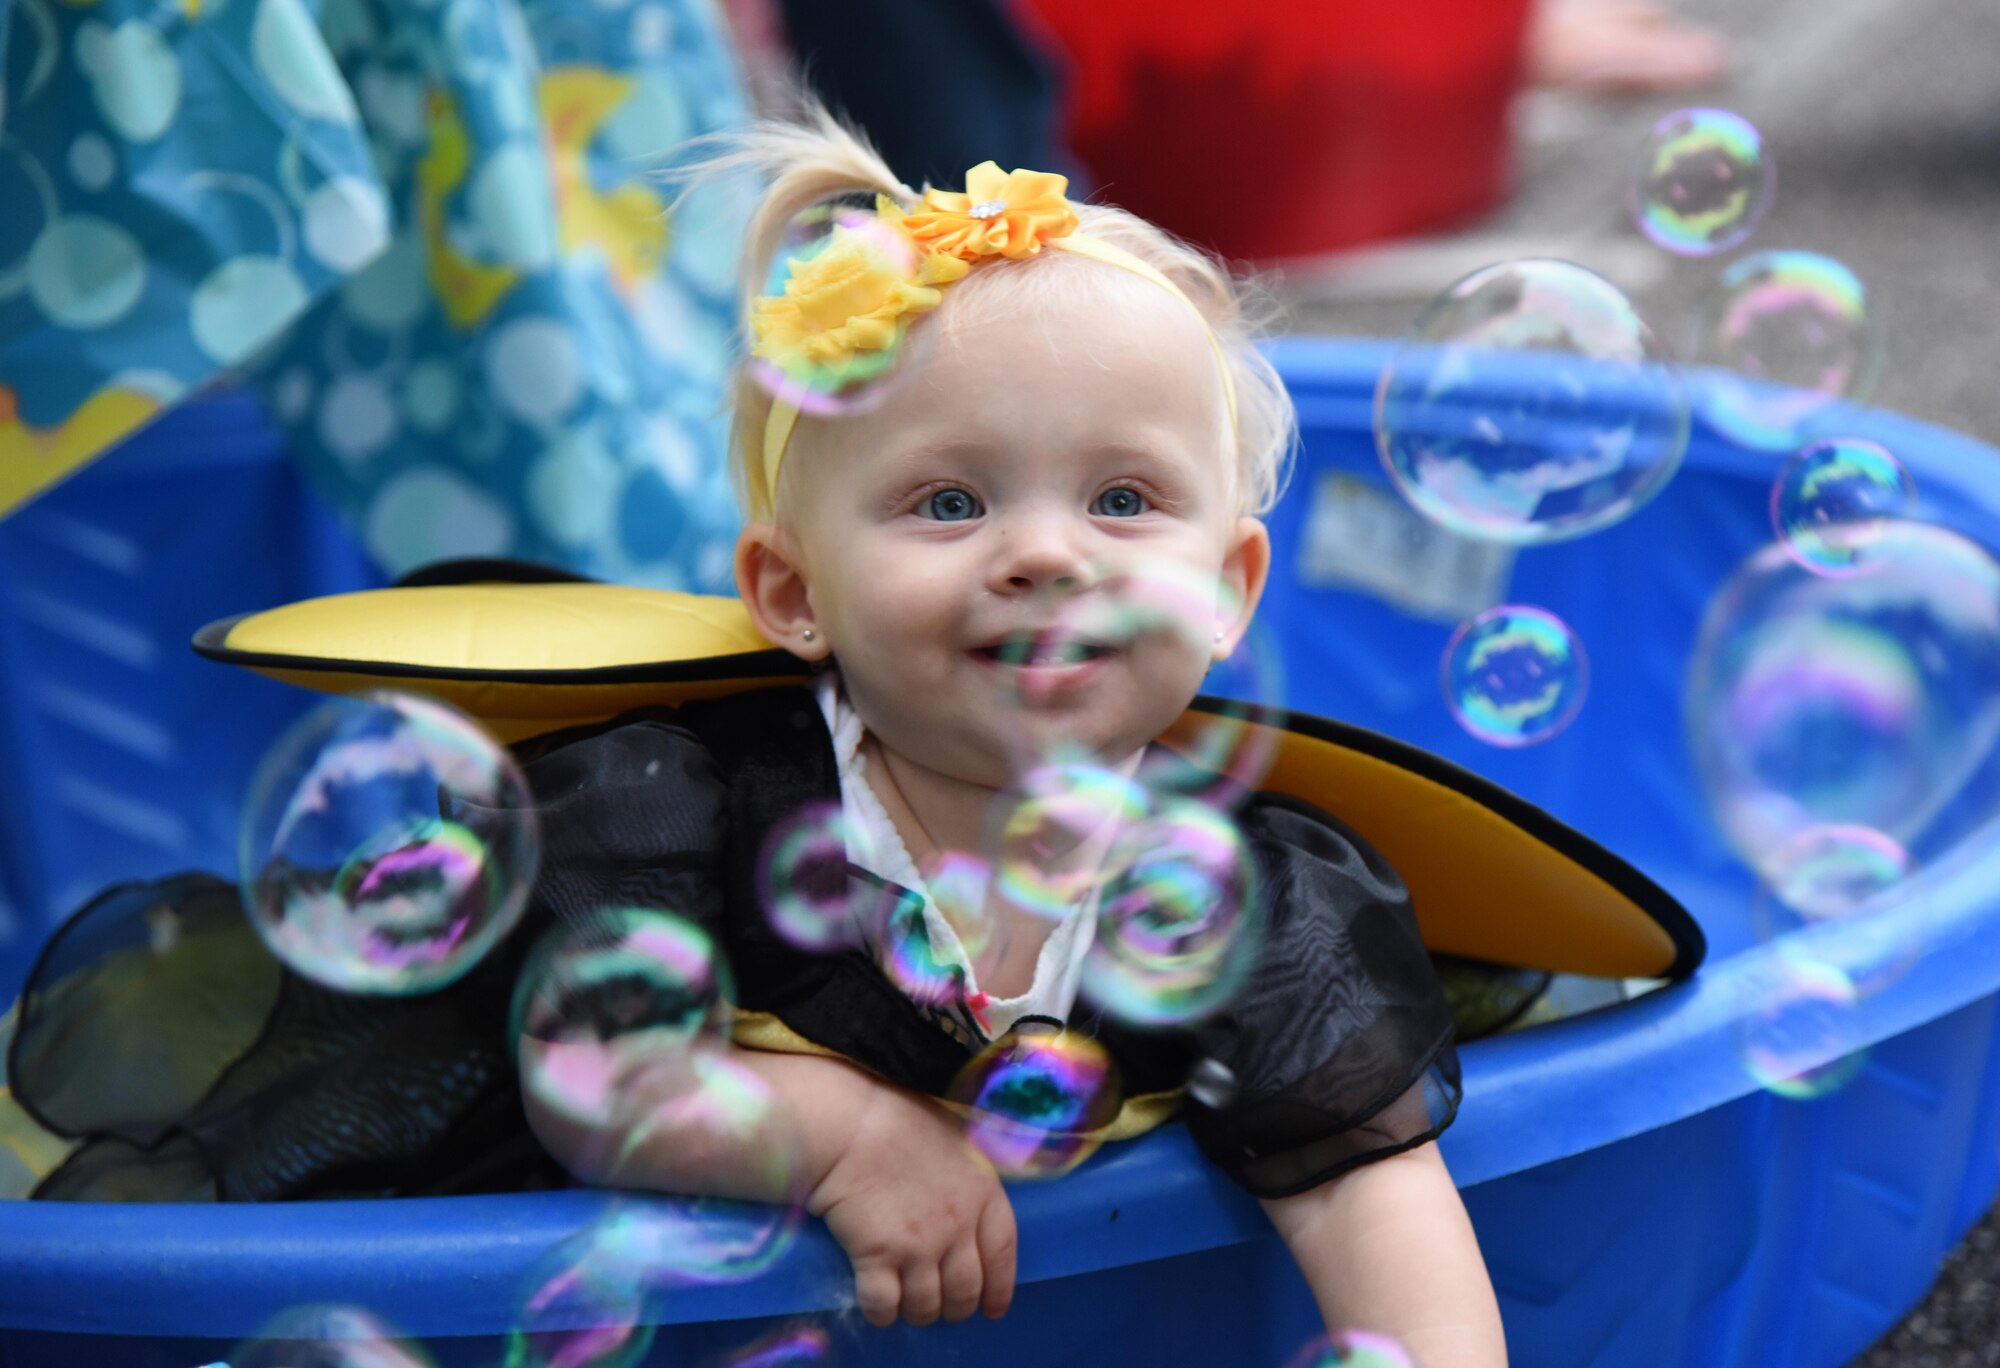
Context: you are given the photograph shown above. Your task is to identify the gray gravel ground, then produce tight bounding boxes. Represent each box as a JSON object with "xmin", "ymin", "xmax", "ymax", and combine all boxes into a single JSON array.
[{"xmin": 1263, "ymin": 0, "xmax": 2000, "ymax": 1361}]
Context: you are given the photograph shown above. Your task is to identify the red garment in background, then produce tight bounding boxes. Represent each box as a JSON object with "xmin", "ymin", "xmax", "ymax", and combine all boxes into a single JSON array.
[{"xmin": 1017, "ymin": 0, "xmax": 1535, "ymax": 262}]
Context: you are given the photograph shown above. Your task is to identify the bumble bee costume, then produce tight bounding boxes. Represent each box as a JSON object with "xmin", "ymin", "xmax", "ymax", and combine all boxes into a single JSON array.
[{"xmin": 2, "ymin": 562, "xmax": 1702, "ymax": 1203}]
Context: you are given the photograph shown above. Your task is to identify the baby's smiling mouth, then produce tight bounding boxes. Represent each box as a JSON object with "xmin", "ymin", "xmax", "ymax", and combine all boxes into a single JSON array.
[{"xmin": 972, "ymin": 632, "xmax": 1119, "ymax": 667}]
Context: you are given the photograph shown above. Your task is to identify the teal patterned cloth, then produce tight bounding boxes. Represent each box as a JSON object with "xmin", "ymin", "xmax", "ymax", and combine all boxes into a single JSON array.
[{"xmin": 0, "ymin": 0, "xmax": 752, "ymax": 590}]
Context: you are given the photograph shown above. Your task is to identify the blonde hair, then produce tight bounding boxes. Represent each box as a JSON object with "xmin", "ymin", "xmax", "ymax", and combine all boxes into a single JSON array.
[{"xmin": 683, "ymin": 107, "xmax": 1297, "ymax": 524}]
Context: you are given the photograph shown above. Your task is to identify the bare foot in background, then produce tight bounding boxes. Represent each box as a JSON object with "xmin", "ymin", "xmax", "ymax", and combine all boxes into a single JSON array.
[{"xmin": 1529, "ymin": 0, "xmax": 1731, "ymax": 94}]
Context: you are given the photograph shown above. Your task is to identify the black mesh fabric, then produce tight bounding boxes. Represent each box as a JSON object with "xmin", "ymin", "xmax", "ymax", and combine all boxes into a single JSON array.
[{"xmin": 12, "ymin": 686, "xmax": 1467, "ymax": 1202}]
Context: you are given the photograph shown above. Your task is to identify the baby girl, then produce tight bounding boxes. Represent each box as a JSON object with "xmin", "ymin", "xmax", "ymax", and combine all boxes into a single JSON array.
[{"xmin": 517, "ymin": 112, "xmax": 1506, "ymax": 1364}]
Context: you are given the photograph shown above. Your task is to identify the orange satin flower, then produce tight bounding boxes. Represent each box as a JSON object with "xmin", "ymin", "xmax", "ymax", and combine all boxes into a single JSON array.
[{"xmin": 901, "ymin": 161, "xmax": 1079, "ymax": 262}]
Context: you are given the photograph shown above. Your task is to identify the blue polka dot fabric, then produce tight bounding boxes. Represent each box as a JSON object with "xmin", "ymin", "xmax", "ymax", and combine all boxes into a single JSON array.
[{"xmin": 0, "ymin": 0, "xmax": 752, "ymax": 591}]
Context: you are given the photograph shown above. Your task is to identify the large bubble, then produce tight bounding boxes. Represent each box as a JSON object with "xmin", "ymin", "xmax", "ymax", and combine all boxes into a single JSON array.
[
  {"xmin": 1630, "ymin": 108, "xmax": 1774, "ymax": 257},
  {"xmin": 239, "ymin": 690, "xmax": 539, "ymax": 995},
  {"xmin": 748, "ymin": 196, "xmax": 937, "ymax": 420},
  {"xmin": 231, "ymin": 1306, "xmax": 436, "ymax": 1368},
  {"xmin": 1687, "ymin": 521, "xmax": 2000, "ymax": 884},
  {"xmin": 1695, "ymin": 251, "xmax": 1880, "ymax": 451},
  {"xmin": 1442, "ymin": 604, "xmax": 1590, "ymax": 747},
  {"xmin": 720, "ymin": 1323, "xmax": 832, "ymax": 1366},
  {"xmin": 949, "ymin": 1030, "xmax": 1122, "ymax": 1179},
  {"xmin": 1080, "ymin": 797, "xmax": 1262, "ymax": 1026},
  {"xmin": 1770, "ymin": 436, "xmax": 1916, "ymax": 577},
  {"xmin": 1375, "ymin": 259, "xmax": 1690, "ymax": 545},
  {"xmin": 512, "ymin": 907, "xmax": 734, "ymax": 1130}
]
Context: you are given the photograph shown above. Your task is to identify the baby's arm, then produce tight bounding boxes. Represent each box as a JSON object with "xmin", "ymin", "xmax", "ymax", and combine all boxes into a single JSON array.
[
  {"xmin": 521, "ymin": 1042, "xmax": 1017, "ymax": 1328},
  {"xmin": 1260, "ymin": 1141, "xmax": 1507, "ymax": 1366}
]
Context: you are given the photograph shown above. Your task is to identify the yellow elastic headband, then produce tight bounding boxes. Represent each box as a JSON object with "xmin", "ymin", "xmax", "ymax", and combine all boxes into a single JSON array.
[{"xmin": 749, "ymin": 162, "xmax": 1240, "ymax": 512}]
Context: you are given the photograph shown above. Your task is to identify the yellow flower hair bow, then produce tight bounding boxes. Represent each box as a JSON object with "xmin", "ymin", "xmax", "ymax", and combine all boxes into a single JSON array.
[{"xmin": 750, "ymin": 164, "xmax": 1236, "ymax": 514}]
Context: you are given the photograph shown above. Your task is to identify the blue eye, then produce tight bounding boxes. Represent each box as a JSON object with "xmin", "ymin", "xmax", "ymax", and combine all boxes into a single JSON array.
[
  {"xmin": 1093, "ymin": 487, "xmax": 1148, "ymax": 518},
  {"xmin": 922, "ymin": 488, "xmax": 982, "ymax": 522}
]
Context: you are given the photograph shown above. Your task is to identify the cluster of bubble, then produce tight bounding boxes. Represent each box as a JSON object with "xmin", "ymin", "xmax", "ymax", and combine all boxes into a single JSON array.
[
  {"xmin": 1689, "ymin": 521, "xmax": 2000, "ymax": 1096},
  {"xmin": 237, "ymin": 690, "xmax": 540, "ymax": 996}
]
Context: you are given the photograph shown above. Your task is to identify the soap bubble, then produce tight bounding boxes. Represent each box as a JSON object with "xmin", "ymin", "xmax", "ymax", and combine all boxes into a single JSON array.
[
  {"xmin": 927, "ymin": 850, "xmax": 998, "ymax": 961},
  {"xmin": 990, "ymin": 554, "xmax": 1285, "ymax": 803},
  {"xmin": 950, "ymin": 1030, "xmax": 1122, "ymax": 1179},
  {"xmin": 988, "ymin": 762, "xmax": 1152, "ymax": 921},
  {"xmin": 1738, "ymin": 954, "xmax": 1868, "ymax": 1100},
  {"xmin": 757, "ymin": 802, "xmax": 870, "ymax": 953},
  {"xmin": 1375, "ymin": 259, "xmax": 1689, "ymax": 545},
  {"xmin": 1284, "ymin": 1329, "xmax": 1417, "ymax": 1368},
  {"xmin": 239, "ymin": 690, "xmax": 538, "ymax": 995},
  {"xmin": 879, "ymin": 886, "xmax": 968, "ymax": 1009},
  {"xmin": 512, "ymin": 907, "xmax": 733, "ymax": 1130},
  {"xmin": 1687, "ymin": 522, "xmax": 2000, "ymax": 884},
  {"xmin": 1442, "ymin": 605, "xmax": 1590, "ymax": 747},
  {"xmin": 508, "ymin": 1219, "xmax": 656, "ymax": 1368},
  {"xmin": 749, "ymin": 196, "xmax": 937, "ymax": 420},
  {"xmin": 1631, "ymin": 108, "xmax": 1774, "ymax": 257},
  {"xmin": 231, "ymin": 1306, "xmax": 436, "ymax": 1368},
  {"xmin": 720, "ymin": 1323, "xmax": 832, "ymax": 1366},
  {"xmin": 1081, "ymin": 798, "xmax": 1261, "ymax": 1026},
  {"xmin": 1695, "ymin": 251, "xmax": 1880, "ymax": 450},
  {"xmin": 1771, "ymin": 437, "xmax": 1916, "ymax": 576},
  {"xmin": 1766, "ymin": 824, "xmax": 1912, "ymax": 923}
]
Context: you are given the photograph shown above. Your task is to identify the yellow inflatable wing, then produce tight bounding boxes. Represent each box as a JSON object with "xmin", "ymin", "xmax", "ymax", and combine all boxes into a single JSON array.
[{"xmin": 194, "ymin": 561, "xmax": 1704, "ymax": 983}]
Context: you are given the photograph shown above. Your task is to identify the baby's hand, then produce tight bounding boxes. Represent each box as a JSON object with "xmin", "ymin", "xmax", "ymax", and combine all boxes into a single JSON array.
[{"xmin": 808, "ymin": 1074, "xmax": 1018, "ymax": 1328}]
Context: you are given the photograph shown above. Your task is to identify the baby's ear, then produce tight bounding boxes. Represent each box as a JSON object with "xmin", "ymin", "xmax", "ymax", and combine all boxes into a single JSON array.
[
  {"xmin": 1215, "ymin": 517, "xmax": 1271, "ymax": 659},
  {"xmin": 735, "ymin": 524, "xmax": 831, "ymax": 663}
]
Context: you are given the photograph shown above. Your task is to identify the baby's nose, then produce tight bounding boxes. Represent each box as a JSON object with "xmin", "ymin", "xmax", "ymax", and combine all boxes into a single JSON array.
[{"xmin": 996, "ymin": 522, "xmax": 1097, "ymax": 594}]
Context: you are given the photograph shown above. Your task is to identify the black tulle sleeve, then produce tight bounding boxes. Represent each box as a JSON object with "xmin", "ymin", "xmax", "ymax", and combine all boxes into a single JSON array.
[
  {"xmin": 516, "ymin": 710, "xmax": 731, "ymax": 939},
  {"xmin": 1177, "ymin": 792, "xmax": 1462, "ymax": 1200}
]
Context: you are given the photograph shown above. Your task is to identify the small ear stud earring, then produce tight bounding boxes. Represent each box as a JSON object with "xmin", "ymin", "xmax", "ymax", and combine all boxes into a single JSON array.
[
  {"xmin": 802, "ymin": 628, "xmax": 816, "ymax": 643},
  {"xmin": 1213, "ymin": 629, "xmax": 1226, "ymax": 646}
]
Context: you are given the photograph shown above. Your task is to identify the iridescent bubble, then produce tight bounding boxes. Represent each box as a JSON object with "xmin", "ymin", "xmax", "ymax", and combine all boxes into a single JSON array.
[
  {"xmin": 1766, "ymin": 824, "xmax": 1912, "ymax": 922},
  {"xmin": 720, "ymin": 1323, "xmax": 832, "ymax": 1367},
  {"xmin": 231, "ymin": 1305, "xmax": 436, "ymax": 1368},
  {"xmin": 992, "ymin": 554, "xmax": 1286, "ymax": 804},
  {"xmin": 1284, "ymin": 1329, "xmax": 1417, "ymax": 1368},
  {"xmin": 512, "ymin": 907, "xmax": 733, "ymax": 1130},
  {"xmin": 879, "ymin": 887, "xmax": 967, "ymax": 1009},
  {"xmin": 749, "ymin": 196, "xmax": 937, "ymax": 420},
  {"xmin": 1696, "ymin": 251, "xmax": 1880, "ymax": 451},
  {"xmin": 1739, "ymin": 955, "xmax": 1868, "ymax": 1100},
  {"xmin": 1442, "ymin": 605, "xmax": 1589, "ymax": 747},
  {"xmin": 239, "ymin": 690, "xmax": 539, "ymax": 995},
  {"xmin": 756, "ymin": 801, "xmax": 869, "ymax": 953},
  {"xmin": 1687, "ymin": 522, "xmax": 2000, "ymax": 883},
  {"xmin": 950, "ymin": 1030, "xmax": 1123, "ymax": 1179},
  {"xmin": 507, "ymin": 1225, "xmax": 654, "ymax": 1368},
  {"xmin": 988, "ymin": 763, "xmax": 1152, "ymax": 921},
  {"xmin": 1081, "ymin": 799, "xmax": 1261, "ymax": 1026},
  {"xmin": 608, "ymin": 1062, "xmax": 809, "ymax": 1261},
  {"xmin": 1631, "ymin": 108, "xmax": 1774, "ymax": 257},
  {"xmin": 927, "ymin": 850, "xmax": 997, "ymax": 961},
  {"xmin": 1375, "ymin": 259, "xmax": 1690, "ymax": 545},
  {"xmin": 1771, "ymin": 437, "xmax": 1917, "ymax": 576}
]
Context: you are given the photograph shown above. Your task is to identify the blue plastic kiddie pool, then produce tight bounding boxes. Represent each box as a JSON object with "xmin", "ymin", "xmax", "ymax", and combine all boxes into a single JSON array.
[{"xmin": 3, "ymin": 338, "xmax": 2000, "ymax": 1367}]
